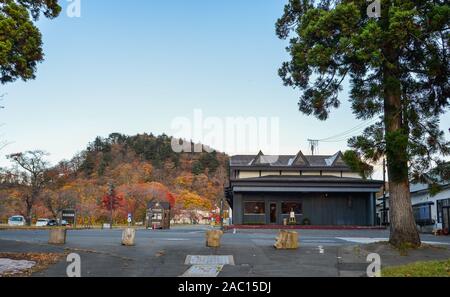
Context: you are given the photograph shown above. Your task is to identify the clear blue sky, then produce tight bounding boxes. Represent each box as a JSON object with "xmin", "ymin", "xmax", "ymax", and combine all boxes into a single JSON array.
[{"xmin": 0, "ymin": 0, "xmax": 449, "ymax": 179}]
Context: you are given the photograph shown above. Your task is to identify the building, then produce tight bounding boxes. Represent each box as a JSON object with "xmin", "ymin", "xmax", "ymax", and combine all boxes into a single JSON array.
[
  {"xmin": 377, "ymin": 179, "xmax": 450, "ymax": 233},
  {"xmin": 225, "ymin": 151, "xmax": 383, "ymax": 226},
  {"xmin": 146, "ymin": 201, "xmax": 171, "ymax": 229}
]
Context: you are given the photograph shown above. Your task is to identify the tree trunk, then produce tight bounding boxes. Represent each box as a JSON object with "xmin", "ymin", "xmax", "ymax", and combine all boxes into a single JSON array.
[
  {"xmin": 26, "ymin": 201, "xmax": 32, "ymax": 226},
  {"xmin": 383, "ymin": 54, "xmax": 421, "ymax": 248},
  {"xmin": 388, "ymin": 181, "xmax": 420, "ymax": 247}
]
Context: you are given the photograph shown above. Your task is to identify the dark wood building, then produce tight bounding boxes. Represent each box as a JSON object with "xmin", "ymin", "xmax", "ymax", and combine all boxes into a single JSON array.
[
  {"xmin": 146, "ymin": 201, "xmax": 171, "ymax": 229},
  {"xmin": 225, "ymin": 151, "xmax": 383, "ymax": 226}
]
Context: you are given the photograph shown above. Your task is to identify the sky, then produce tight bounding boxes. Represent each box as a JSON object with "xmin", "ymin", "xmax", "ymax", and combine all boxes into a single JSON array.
[{"xmin": 0, "ymin": 0, "xmax": 449, "ymax": 180}]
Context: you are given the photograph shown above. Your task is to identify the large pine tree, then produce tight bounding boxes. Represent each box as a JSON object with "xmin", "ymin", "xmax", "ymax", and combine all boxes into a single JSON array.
[
  {"xmin": 276, "ymin": 0, "xmax": 449, "ymax": 247},
  {"xmin": 0, "ymin": 0, "xmax": 61, "ymax": 84}
]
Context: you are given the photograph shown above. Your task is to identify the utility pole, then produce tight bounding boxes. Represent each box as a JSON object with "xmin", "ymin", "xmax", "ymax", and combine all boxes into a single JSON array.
[
  {"xmin": 220, "ymin": 194, "xmax": 224, "ymax": 231},
  {"xmin": 307, "ymin": 139, "xmax": 319, "ymax": 155},
  {"xmin": 382, "ymin": 158, "xmax": 387, "ymax": 226}
]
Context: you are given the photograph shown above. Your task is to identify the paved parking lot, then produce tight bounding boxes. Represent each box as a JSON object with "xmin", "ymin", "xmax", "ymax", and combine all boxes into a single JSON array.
[{"xmin": 0, "ymin": 227, "xmax": 449, "ymax": 277}]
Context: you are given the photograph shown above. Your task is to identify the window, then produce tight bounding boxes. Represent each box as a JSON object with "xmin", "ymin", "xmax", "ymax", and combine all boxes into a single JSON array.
[
  {"xmin": 152, "ymin": 213, "xmax": 162, "ymax": 220},
  {"xmin": 244, "ymin": 202, "xmax": 265, "ymax": 215},
  {"xmin": 413, "ymin": 204, "xmax": 432, "ymax": 226},
  {"xmin": 281, "ymin": 202, "xmax": 302, "ymax": 215},
  {"xmin": 437, "ymin": 198, "xmax": 450, "ymax": 223}
]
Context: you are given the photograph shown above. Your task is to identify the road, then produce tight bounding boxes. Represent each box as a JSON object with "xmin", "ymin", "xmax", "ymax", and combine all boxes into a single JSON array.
[
  {"xmin": 0, "ymin": 226, "xmax": 449, "ymax": 277},
  {"xmin": 1, "ymin": 226, "xmax": 449, "ymax": 247}
]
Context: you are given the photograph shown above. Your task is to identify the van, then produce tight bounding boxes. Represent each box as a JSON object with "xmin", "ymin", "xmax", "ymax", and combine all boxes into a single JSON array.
[
  {"xmin": 35, "ymin": 218, "xmax": 49, "ymax": 227},
  {"xmin": 8, "ymin": 215, "xmax": 26, "ymax": 226}
]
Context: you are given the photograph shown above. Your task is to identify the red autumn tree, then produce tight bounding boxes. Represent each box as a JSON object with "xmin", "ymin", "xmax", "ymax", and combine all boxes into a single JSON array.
[
  {"xmin": 102, "ymin": 184, "xmax": 124, "ymax": 211},
  {"xmin": 166, "ymin": 191, "xmax": 176, "ymax": 207}
]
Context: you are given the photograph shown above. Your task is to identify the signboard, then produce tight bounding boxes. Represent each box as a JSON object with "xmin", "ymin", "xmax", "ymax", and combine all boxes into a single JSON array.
[{"xmin": 61, "ymin": 209, "xmax": 76, "ymax": 225}]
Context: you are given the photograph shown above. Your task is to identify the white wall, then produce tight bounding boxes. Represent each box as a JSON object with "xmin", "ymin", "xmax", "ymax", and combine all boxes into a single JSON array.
[
  {"xmin": 301, "ymin": 171, "xmax": 321, "ymax": 176},
  {"xmin": 376, "ymin": 187, "xmax": 450, "ymax": 227},
  {"xmin": 342, "ymin": 172, "xmax": 361, "ymax": 178},
  {"xmin": 260, "ymin": 171, "xmax": 281, "ymax": 177},
  {"xmin": 323, "ymin": 171, "xmax": 342, "ymax": 177},
  {"xmin": 411, "ymin": 187, "xmax": 450, "ymax": 225},
  {"xmin": 238, "ymin": 171, "xmax": 260, "ymax": 179}
]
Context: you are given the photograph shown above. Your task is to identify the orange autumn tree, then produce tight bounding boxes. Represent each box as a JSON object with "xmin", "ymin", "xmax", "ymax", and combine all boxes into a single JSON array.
[
  {"xmin": 69, "ymin": 179, "xmax": 104, "ymax": 226},
  {"xmin": 173, "ymin": 190, "xmax": 212, "ymax": 224},
  {"xmin": 176, "ymin": 190, "xmax": 211, "ymax": 211},
  {"xmin": 117, "ymin": 182, "xmax": 177, "ymax": 223},
  {"xmin": 111, "ymin": 161, "xmax": 153, "ymax": 185}
]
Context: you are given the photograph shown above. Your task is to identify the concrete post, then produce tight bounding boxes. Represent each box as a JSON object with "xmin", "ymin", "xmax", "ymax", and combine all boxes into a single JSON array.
[
  {"xmin": 48, "ymin": 228, "xmax": 66, "ymax": 245},
  {"xmin": 206, "ymin": 230, "xmax": 223, "ymax": 247},
  {"xmin": 121, "ymin": 228, "xmax": 136, "ymax": 246}
]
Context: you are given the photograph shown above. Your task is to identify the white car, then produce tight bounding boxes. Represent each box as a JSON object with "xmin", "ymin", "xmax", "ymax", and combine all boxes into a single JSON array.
[
  {"xmin": 8, "ymin": 215, "xmax": 26, "ymax": 226},
  {"xmin": 35, "ymin": 218, "xmax": 49, "ymax": 227}
]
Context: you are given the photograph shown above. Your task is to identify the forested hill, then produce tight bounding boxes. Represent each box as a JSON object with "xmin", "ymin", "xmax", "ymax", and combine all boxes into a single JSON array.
[{"xmin": 78, "ymin": 133, "xmax": 227, "ymax": 181}]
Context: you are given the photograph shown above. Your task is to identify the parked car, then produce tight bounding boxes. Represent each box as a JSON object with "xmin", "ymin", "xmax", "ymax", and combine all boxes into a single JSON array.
[
  {"xmin": 46, "ymin": 219, "xmax": 68, "ymax": 227},
  {"xmin": 8, "ymin": 215, "xmax": 26, "ymax": 226},
  {"xmin": 35, "ymin": 218, "xmax": 49, "ymax": 227}
]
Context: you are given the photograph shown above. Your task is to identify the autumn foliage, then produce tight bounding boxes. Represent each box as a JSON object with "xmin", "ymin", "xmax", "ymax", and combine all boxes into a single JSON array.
[
  {"xmin": 0, "ymin": 133, "xmax": 228, "ymax": 225},
  {"xmin": 102, "ymin": 189, "xmax": 124, "ymax": 211}
]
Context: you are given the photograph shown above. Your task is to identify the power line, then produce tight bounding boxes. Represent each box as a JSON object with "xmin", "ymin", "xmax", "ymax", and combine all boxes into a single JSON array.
[
  {"xmin": 306, "ymin": 117, "xmax": 381, "ymax": 152},
  {"xmin": 318, "ymin": 117, "xmax": 379, "ymax": 142}
]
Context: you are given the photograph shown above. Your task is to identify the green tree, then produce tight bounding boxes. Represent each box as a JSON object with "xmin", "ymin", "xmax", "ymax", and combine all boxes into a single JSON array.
[
  {"xmin": 0, "ymin": 0, "xmax": 61, "ymax": 84},
  {"xmin": 342, "ymin": 150, "xmax": 373, "ymax": 179},
  {"xmin": 276, "ymin": 0, "xmax": 449, "ymax": 247}
]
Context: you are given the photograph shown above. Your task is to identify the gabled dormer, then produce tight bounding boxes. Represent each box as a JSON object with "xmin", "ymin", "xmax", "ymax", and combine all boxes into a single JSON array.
[
  {"xmin": 292, "ymin": 150, "xmax": 309, "ymax": 166},
  {"xmin": 326, "ymin": 151, "xmax": 346, "ymax": 167},
  {"xmin": 250, "ymin": 150, "xmax": 265, "ymax": 166}
]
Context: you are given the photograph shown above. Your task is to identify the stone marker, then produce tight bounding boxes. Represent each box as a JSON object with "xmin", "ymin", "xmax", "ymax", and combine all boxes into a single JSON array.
[
  {"xmin": 274, "ymin": 230, "xmax": 299, "ymax": 249},
  {"xmin": 121, "ymin": 228, "xmax": 136, "ymax": 246},
  {"xmin": 48, "ymin": 228, "xmax": 66, "ymax": 245},
  {"xmin": 206, "ymin": 230, "xmax": 223, "ymax": 248}
]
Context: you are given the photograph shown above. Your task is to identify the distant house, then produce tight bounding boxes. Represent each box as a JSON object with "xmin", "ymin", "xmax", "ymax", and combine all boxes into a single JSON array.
[
  {"xmin": 146, "ymin": 201, "xmax": 171, "ymax": 229},
  {"xmin": 377, "ymin": 179, "xmax": 450, "ymax": 232},
  {"xmin": 225, "ymin": 151, "xmax": 383, "ymax": 226}
]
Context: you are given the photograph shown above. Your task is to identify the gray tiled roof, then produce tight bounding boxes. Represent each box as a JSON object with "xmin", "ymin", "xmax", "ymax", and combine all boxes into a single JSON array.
[
  {"xmin": 230, "ymin": 151, "xmax": 349, "ymax": 168},
  {"xmin": 230, "ymin": 155, "xmax": 255, "ymax": 166},
  {"xmin": 233, "ymin": 175, "xmax": 381, "ymax": 184}
]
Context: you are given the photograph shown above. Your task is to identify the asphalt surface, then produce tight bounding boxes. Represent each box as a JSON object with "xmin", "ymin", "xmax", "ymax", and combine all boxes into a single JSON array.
[{"xmin": 0, "ymin": 226, "xmax": 449, "ymax": 277}]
